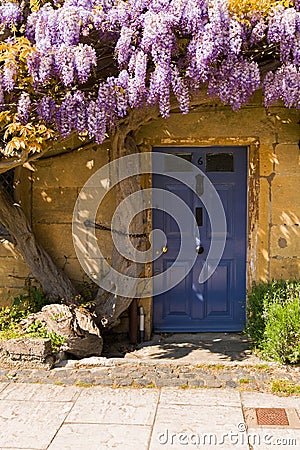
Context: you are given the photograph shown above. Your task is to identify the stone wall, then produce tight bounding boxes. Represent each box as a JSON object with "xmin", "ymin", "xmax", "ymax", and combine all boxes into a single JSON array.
[
  {"xmin": 30, "ymin": 140, "xmax": 114, "ymax": 287},
  {"xmin": 0, "ymin": 98, "xmax": 299, "ymax": 339}
]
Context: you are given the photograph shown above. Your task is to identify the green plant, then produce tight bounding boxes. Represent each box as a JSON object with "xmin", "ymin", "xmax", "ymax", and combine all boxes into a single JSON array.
[
  {"xmin": 239, "ymin": 378, "xmax": 251, "ymax": 384},
  {"xmin": 25, "ymin": 320, "xmax": 66, "ymax": 352},
  {"xmin": 0, "ymin": 284, "xmax": 49, "ymax": 338},
  {"xmin": 75, "ymin": 382, "xmax": 93, "ymax": 388},
  {"xmin": 77, "ymin": 281, "xmax": 97, "ymax": 312},
  {"xmin": 0, "ymin": 318, "xmax": 65, "ymax": 352},
  {"xmin": 263, "ymin": 298, "xmax": 300, "ymax": 363},
  {"xmin": 246, "ymin": 280, "xmax": 300, "ymax": 364},
  {"xmin": 47, "ymin": 332, "xmax": 66, "ymax": 352},
  {"xmin": 270, "ymin": 379, "xmax": 300, "ymax": 395},
  {"xmin": 0, "ymin": 284, "xmax": 65, "ymax": 352},
  {"xmin": 0, "ymin": 283, "xmax": 50, "ymax": 331},
  {"xmin": 246, "ymin": 281, "xmax": 272, "ymax": 345}
]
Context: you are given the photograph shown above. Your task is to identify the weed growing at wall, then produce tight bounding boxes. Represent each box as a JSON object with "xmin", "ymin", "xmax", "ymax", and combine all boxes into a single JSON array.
[
  {"xmin": 0, "ymin": 284, "xmax": 65, "ymax": 351},
  {"xmin": 247, "ymin": 280, "xmax": 300, "ymax": 364},
  {"xmin": 0, "ymin": 284, "xmax": 49, "ymax": 331}
]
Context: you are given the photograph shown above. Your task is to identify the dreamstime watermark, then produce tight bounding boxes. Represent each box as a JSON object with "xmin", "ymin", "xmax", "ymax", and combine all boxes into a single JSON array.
[
  {"xmin": 157, "ymin": 425, "xmax": 297, "ymax": 447},
  {"xmin": 72, "ymin": 152, "xmax": 226, "ymax": 298}
]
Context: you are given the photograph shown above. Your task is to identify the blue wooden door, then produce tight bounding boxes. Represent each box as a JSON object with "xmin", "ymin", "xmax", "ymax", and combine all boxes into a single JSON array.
[{"xmin": 152, "ymin": 147, "xmax": 247, "ymax": 332}]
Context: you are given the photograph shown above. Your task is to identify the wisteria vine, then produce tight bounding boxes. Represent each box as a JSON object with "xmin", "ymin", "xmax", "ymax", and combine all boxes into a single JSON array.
[{"xmin": 0, "ymin": 0, "xmax": 299, "ymax": 149}]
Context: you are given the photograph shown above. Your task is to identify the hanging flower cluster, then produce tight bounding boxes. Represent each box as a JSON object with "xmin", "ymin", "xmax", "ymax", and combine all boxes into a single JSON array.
[
  {"xmin": 0, "ymin": 0, "xmax": 299, "ymax": 147},
  {"xmin": 0, "ymin": 1, "xmax": 22, "ymax": 28}
]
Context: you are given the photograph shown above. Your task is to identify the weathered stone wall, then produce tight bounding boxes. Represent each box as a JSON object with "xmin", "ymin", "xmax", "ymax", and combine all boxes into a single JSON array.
[
  {"xmin": 0, "ymin": 99, "xmax": 299, "ymax": 339},
  {"xmin": 30, "ymin": 140, "xmax": 114, "ymax": 287}
]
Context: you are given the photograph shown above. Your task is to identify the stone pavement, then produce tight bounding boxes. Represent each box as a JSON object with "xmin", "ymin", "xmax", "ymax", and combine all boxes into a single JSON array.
[
  {"xmin": 0, "ymin": 383, "xmax": 300, "ymax": 449},
  {"xmin": 0, "ymin": 333, "xmax": 300, "ymax": 448}
]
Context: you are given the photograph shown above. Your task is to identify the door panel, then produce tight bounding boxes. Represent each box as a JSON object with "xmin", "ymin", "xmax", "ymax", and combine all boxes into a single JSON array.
[{"xmin": 152, "ymin": 147, "xmax": 247, "ymax": 332}]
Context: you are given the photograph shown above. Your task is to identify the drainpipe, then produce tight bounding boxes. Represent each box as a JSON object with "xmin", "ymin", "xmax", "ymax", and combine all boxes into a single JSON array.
[
  {"xmin": 128, "ymin": 298, "xmax": 138, "ymax": 344},
  {"xmin": 139, "ymin": 306, "xmax": 145, "ymax": 343}
]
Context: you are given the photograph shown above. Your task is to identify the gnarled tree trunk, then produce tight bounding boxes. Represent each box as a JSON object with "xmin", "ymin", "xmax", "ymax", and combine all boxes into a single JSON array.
[
  {"xmin": 93, "ymin": 133, "xmax": 146, "ymax": 328},
  {"xmin": 0, "ymin": 186, "xmax": 78, "ymax": 302}
]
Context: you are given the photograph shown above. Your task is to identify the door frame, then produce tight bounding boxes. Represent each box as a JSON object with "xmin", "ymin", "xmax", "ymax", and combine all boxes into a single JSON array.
[{"xmin": 140, "ymin": 137, "xmax": 260, "ymax": 337}]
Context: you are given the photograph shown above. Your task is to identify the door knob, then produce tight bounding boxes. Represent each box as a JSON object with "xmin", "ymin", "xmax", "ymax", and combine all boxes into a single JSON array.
[
  {"xmin": 196, "ymin": 245, "xmax": 204, "ymax": 254},
  {"xmin": 162, "ymin": 246, "xmax": 168, "ymax": 253}
]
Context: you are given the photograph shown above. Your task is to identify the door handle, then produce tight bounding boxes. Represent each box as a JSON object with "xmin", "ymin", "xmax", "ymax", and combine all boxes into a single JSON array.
[
  {"xmin": 196, "ymin": 245, "xmax": 204, "ymax": 254},
  {"xmin": 155, "ymin": 246, "xmax": 168, "ymax": 255}
]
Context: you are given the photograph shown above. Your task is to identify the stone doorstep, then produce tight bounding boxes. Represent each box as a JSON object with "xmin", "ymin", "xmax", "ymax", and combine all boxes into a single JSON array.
[{"xmin": 59, "ymin": 355, "xmax": 280, "ymax": 369}]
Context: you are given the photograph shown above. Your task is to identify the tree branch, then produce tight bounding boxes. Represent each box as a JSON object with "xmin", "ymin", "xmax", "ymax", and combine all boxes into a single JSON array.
[{"xmin": 0, "ymin": 186, "xmax": 78, "ymax": 301}]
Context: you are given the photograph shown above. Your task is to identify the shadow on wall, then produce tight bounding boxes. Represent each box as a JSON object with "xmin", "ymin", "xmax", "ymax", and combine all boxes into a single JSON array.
[
  {"xmin": 270, "ymin": 211, "xmax": 300, "ymax": 280},
  {"xmin": 257, "ymin": 207, "xmax": 300, "ymax": 283}
]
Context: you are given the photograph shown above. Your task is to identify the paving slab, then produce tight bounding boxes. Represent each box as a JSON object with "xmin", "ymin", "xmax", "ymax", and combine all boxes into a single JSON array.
[
  {"xmin": 48, "ymin": 423, "xmax": 152, "ymax": 450},
  {"xmin": 240, "ymin": 391, "xmax": 300, "ymax": 409},
  {"xmin": 150, "ymin": 404, "xmax": 248, "ymax": 450},
  {"xmin": 240, "ymin": 391, "xmax": 300, "ymax": 450},
  {"xmin": 66, "ymin": 387, "xmax": 160, "ymax": 426},
  {"xmin": 0, "ymin": 383, "xmax": 80, "ymax": 402},
  {"xmin": 247, "ymin": 428, "xmax": 300, "ymax": 450},
  {"xmin": 159, "ymin": 387, "xmax": 241, "ymax": 406},
  {"xmin": 0, "ymin": 400, "xmax": 73, "ymax": 449},
  {"xmin": 162, "ymin": 333, "xmax": 247, "ymax": 343},
  {"xmin": 153, "ymin": 403, "xmax": 245, "ymax": 429}
]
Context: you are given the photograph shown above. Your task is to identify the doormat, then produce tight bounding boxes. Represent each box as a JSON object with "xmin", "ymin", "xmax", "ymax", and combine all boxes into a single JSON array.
[
  {"xmin": 244, "ymin": 408, "xmax": 300, "ymax": 429},
  {"xmin": 256, "ymin": 408, "xmax": 289, "ymax": 426}
]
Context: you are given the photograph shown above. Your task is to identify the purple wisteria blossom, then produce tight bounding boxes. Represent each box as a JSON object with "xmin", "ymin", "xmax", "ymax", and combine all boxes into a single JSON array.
[
  {"xmin": 17, "ymin": 93, "xmax": 31, "ymax": 124},
  {"xmin": 2, "ymin": 61, "xmax": 17, "ymax": 92},
  {"xmin": 208, "ymin": 56, "xmax": 260, "ymax": 110},
  {"xmin": 268, "ymin": 4, "xmax": 300, "ymax": 64},
  {"xmin": 37, "ymin": 97, "xmax": 56, "ymax": 124},
  {"xmin": 264, "ymin": 64, "xmax": 300, "ymax": 108},
  {"xmin": 0, "ymin": 81, "xmax": 4, "ymax": 110},
  {"xmin": 0, "ymin": 2, "xmax": 22, "ymax": 27},
  {"xmin": 110, "ymin": 71, "xmax": 129, "ymax": 117},
  {"xmin": 0, "ymin": 0, "xmax": 298, "ymax": 142},
  {"xmin": 74, "ymin": 44, "xmax": 97, "ymax": 84},
  {"xmin": 72, "ymin": 90, "xmax": 88, "ymax": 133},
  {"xmin": 171, "ymin": 65, "xmax": 189, "ymax": 114},
  {"xmin": 250, "ymin": 19, "xmax": 267, "ymax": 45}
]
